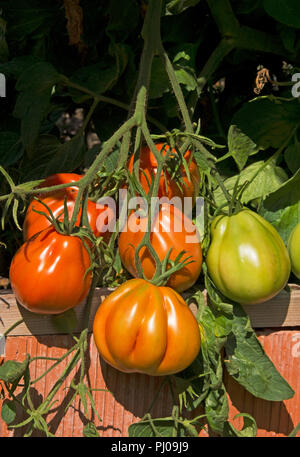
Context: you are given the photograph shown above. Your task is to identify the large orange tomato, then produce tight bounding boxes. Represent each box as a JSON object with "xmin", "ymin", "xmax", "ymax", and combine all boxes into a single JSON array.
[
  {"xmin": 92, "ymin": 278, "xmax": 201, "ymax": 376},
  {"xmin": 118, "ymin": 203, "xmax": 202, "ymax": 292},
  {"xmin": 9, "ymin": 226, "xmax": 92, "ymax": 314},
  {"xmin": 128, "ymin": 143, "xmax": 200, "ymax": 204},
  {"xmin": 23, "ymin": 173, "xmax": 112, "ymax": 242}
]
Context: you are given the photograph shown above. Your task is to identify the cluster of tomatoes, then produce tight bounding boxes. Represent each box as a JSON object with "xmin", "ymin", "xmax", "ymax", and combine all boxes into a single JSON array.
[{"xmin": 8, "ymin": 143, "xmax": 300, "ymax": 377}]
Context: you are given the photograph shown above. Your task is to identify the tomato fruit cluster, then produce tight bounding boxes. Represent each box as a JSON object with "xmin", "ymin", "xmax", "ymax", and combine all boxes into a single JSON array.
[{"xmin": 7, "ymin": 146, "xmax": 296, "ymax": 378}]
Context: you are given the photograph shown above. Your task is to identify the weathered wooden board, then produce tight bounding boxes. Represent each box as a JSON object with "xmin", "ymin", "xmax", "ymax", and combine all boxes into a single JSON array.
[
  {"xmin": 1, "ymin": 329, "xmax": 300, "ymax": 437},
  {"xmin": 1, "ymin": 284, "xmax": 300, "ymax": 337}
]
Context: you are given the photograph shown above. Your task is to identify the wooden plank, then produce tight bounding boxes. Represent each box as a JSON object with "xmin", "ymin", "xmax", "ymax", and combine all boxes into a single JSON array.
[
  {"xmin": 1, "ymin": 284, "xmax": 300, "ymax": 336},
  {"xmin": 243, "ymin": 284, "xmax": 300, "ymax": 328},
  {"xmin": 0, "ymin": 288, "xmax": 112, "ymax": 336},
  {"xmin": 1, "ymin": 330, "xmax": 300, "ymax": 437}
]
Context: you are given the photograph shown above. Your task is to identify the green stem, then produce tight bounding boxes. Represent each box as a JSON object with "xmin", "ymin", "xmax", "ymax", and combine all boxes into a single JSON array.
[
  {"xmin": 30, "ymin": 343, "xmax": 79, "ymax": 385},
  {"xmin": 3, "ymin": 318, "xmax": 24, "ymax": 337},
  {"xmin": 159, "ymin": 48, "xmax": 194, "ymax": 133},
  {"xmin": 62, "ymin": 77, "xmax": 167, "ymax": 132},
  {"xmin": 188, "ymin": 38, "xmax": 234, "ymax": 117}
]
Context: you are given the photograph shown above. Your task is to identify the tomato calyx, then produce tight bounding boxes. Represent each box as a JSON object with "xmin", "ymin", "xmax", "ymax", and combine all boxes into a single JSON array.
[
  {"xmin": 30, "ymin": 195, "xmax": 93, "ymax": 237},
  {"xmin": 137, "ymin": 243, "xmax": 195, "ymax": 288}
]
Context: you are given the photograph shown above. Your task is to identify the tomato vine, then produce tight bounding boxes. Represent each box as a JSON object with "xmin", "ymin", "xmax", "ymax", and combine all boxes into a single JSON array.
[{"xmin": 1, "ymin": 0, "xmax": 300, "ymax": 439}]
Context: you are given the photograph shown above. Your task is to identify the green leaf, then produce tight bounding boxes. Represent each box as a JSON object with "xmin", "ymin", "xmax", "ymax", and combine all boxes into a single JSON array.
[
  {"xmin": 128, "ymin": 417, "xmax": 177, "ymax": 437},
  {"xmin": 83, "ymin": 422, "xmax": 100, "ymax": 437},
  {"xmin": 0, "ymin": 132, "xmax": 23, "ymax": 166},
  {"xmin": 284, "ymin": 141, "xmax": 300, "ymax": 174},
  {"xmin": 231, "ymin": 98, "xmax": 300, "ymax": 150},
  {"xmin": 0, "ymin": 354, "xmax": 30, "ymax": 384},
  {"xmin": 5, "ymin": 3, "xmax": 56, "ymax": 39},
  {"xmin": 51, "ymin": 309, "xmax": 78, "ymax": 335},
  {"xmin": 279, "ymin": 24, "xmax": 297, "ymax": 53},
  {"xmin": 0, "ymin": 55, "xmax": 41, "ymax": 79},
  {"xmin": 45, "ymin": 135, "xmax": 85, "ymax": 176},
  {"xmin": 70, "ymin": 47, "xmax": 128, "ymax": 100},
  {"xmin": 106, "ymin": 0, "xmax": 139, "ymax": 42},
  {"xmin": 226, "ymin": 124, "xmax": 260, "ymax": 171},
  {"xmin": 263, "ymin": 0, "xmax": 300, "ymax": 29},
  {"xmin": 20, "ymin": 134, "xmax": 60, "ymax": 181},
  {"xmin": 1, "ymin": 400, "xmax": 17, "ymax": 425},
  {"xmin": 260, "ymin": 168, "xmax": 300, "ymax": 244},
  {"xmin": 13, "ymin": 62, "xmax": 61, "ymax": 158},
  {"xmin": 165, "ymin": 0, "xmax": 201, "ymax": 15},
  {"xmin": 149, "ymin": 56, "xmax": 170, "ymax": 99},
  {"xmin": 214, "ymin": 160, "xmax": 288, "ymax": 207},
  {"xmin": 204, "ymin": 384, "xmax": 229, "ymax": 435},
  {"xmin": 224, "ymin": 413, "xmax": 257, "ymax": 437},
  {"xmin": 174, "ymin": 64, "xmax": 197, "ymax": 92},
  {"xmin": 224, "ymin": 303, "xmax": 295, "ymax": 401}
]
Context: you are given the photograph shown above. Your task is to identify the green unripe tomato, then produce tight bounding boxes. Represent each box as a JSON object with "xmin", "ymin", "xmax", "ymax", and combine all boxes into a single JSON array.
[
  {"xmin": 288, "ymin": 221, "xmax": 300, "ymax": 279},
  {"xmin": 206, "ymin": 209, "xmax": 291, "ymax": 305}
]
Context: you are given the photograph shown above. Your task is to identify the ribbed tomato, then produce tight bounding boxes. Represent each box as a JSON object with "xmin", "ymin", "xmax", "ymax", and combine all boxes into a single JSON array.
[
  {"xmin": 9, "ymin": 226, "xmax": 92, "ymax": 314},
  {"xmin": 92, "ymin": 278, "xmax": 201, "ymax": 376},
  {"xmin": 206, "ymin": 209, "xmax": 291, "ymax": 305},
  {"xmin": 128, "ymin": 143, "xmax": 200, "ymax": 204},
  {"xmin": 23, "ymin": 173, "xmax": 113, "ymax": 242},
  {"xmin": 118, "ymin": 203, "xmax": 202, "ymax": 292}
]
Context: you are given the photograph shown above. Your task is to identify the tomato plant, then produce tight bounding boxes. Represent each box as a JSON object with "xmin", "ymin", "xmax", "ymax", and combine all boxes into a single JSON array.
[
  {"xmin": 206, "ymin": 209, "xmax": 291, "ymax": 305},
  {"xmin": 127, "ymin": 143, "xmax": 201, "ymax": 204},
  {"xmin": 93, "ymin": 278, "xmax": 201, "ymax": 376},
  {"xmin": 118, "ymin": 203, "xmax": 202, "ymax": 292},
  {"xmin": 1, "ymin": 0, "xmax": 300, "ymax": 440},
  {"xmin": 9, "ymin": 226, "xmax": 92, "ymax": 314}
]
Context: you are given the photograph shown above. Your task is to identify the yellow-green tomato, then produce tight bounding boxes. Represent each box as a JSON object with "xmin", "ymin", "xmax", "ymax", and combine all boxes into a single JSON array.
[
  {"xmin": 206, "ymin": 209, "xmax": 291, "ymax": 305},
  {"xmin": 288, "ymin": 221, "xmax": 300, "ymax": 279}
]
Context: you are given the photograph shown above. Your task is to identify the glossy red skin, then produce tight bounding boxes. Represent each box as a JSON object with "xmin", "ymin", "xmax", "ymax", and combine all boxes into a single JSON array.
[
  {"xmin": 128, "ymin": 143, "xmax": 201, "ymax": 203},
  {"xmin": 9, "ymin": 227, "xmax": 92, "ymax": 314},
  {"xmin": 23, "ymin": 173, "xmax": 113, "ymax": 242},
  {"xmin": 118, "ymin": 204, "xmax": 202, "ymax": 293},
  {"xmin": 93, "ymin": 278, "xmax": 201, "ymax": 376},
  {"xmin": 37, "ymin": 173, "xmax": 82, "ymax": 198}
]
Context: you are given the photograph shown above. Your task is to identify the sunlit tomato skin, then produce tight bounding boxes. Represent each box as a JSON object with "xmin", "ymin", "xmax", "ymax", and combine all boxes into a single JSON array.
[
  {"xmin": 92, "ymin": 278, "xmax": 201, "ymax": 376},
  {"xmin": 288, "ymin": 221, "xmax": 300, "ymax": 279},
  {"xmin": 37, "ymin": 173, "xmax": 82, "ymax": 199},
  {"xmin": 9, "ymin": 227, "xmax": 92, "ymax": 314},
  {"xmin": 23, "ymin": 194, "xmax": 103, "ymax": 240},
  {"xmin": 118, "ymin": 204, "xmax": 202, "ymax": 293},
  {"xmin": 206, "ymin": 209, "xmax": 291, "ymax": 305},
  {"xmin": 23, "ymin": 173, "xmax": 112, "ymax": 242},
  {"xmin": 128, "ymin": 143, "xmax": 201, "ymax": 204}
]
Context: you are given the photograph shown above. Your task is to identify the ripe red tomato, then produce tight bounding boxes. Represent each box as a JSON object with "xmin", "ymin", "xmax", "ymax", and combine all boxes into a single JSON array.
[
  {"xmin": 23, "ymin": 173, "xmax": 113, "ymax": 242},
  {"xmin": 37, "ymin": 173, "xmax": 82, "ymax": 198},
  {"xmin": 127, "ymin": 143, "xmax": 200, "ymax": 203},
  {"xmin": 93, "ymin": 278, "xmax": 201, "ymax": 375},
  {"xmin": 9, "ymin": 226, "xmax": 92, "ymax": 314},
  {"xmin": 118, "ymin": 203, "xmax": 202, "ymax": 292}
]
